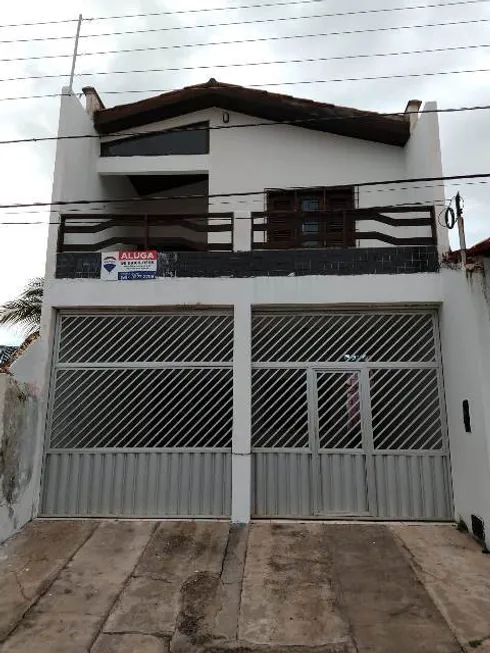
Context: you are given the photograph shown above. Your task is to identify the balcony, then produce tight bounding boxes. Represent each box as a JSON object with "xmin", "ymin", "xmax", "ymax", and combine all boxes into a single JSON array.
[
  {"xmin": 55, "ymin": 205, "xmax": 439, "ymax": 279},
  {"xmin": 57, "ymin": 213, "xmax": 233, "ymax": 253}
]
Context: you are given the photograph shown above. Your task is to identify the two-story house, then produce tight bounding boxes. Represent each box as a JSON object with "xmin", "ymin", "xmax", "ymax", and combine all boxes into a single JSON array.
[{"xmin": 33, "ymin": 79, "xmax": 490, "ymax": 544}]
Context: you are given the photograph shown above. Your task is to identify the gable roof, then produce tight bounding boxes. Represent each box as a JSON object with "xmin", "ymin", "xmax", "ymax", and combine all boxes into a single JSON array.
[{"xmin": 94, "ymin": 79, "xmax": 411, "ymax": 147}]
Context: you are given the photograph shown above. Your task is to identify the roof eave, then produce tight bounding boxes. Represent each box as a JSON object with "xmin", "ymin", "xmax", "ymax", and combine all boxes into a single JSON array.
[{"xmin": 94, "ymin": 86, "xmax": 410, "ymax": 147}]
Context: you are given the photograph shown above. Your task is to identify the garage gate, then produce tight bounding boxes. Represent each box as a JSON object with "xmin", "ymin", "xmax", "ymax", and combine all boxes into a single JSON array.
[
  {"xmin": 41, "ymin": 311, "xmax": 233, "ymax": 517},
  {"xmin": 251, "ymin": 311, "xmax": 453, "ymax": 520}
]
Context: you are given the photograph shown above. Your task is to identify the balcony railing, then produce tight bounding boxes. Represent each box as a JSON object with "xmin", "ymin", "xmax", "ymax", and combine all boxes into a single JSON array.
[
  {"xmin": 57, "ymin": 213, "xmax": 233, "ymax": 253},
  {"xmin": 56, "ymin": 205, "xmax": 437, "ymax": 254},
  {"xmin": 252, "ymin": 205, "xmax": 437, "ymax": 249}
]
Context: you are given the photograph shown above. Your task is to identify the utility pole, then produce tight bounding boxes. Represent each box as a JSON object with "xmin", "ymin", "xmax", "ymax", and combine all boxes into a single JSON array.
[
  {"xmin": 455, "ymin": 192, "xmax": 467, "ymax": 267},
  {"xmin": 68, "ymin": 14, "xmax": 83, "ymax": 93}
]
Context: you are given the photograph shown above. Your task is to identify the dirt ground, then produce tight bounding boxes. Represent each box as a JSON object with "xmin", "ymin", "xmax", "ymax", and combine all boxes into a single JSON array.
[{"xmin": 0, "ymin": 520, "xmax": 489, "ymax": 653}]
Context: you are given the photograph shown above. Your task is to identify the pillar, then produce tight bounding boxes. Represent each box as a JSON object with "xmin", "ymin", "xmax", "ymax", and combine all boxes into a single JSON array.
[{"xmin": 231, "ymin": 299, "xmax": 252, "ymax": 522}]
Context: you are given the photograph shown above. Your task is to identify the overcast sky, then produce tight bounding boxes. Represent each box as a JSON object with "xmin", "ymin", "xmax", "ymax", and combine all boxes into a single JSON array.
[{"xmin": 0, "ymin": 0, "xmax": 489, "ymax": 344}]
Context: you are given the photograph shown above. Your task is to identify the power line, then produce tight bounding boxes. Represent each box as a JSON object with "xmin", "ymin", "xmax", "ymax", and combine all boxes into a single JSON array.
[
  {"xmin": 0, "ymin": 0, "xmax": 362, "ymax": 28},
  {"xmin": 0, "ymin": 191, "xmax": 473, "ymax": 224},
  {"xmin": 3, "ymin": 43, "xmax": 490, "ymax": 84},
  {"xmin": 1, "ymin": 0, "xmax": 489, "ymax": 44},
  {"xmin": 2, "ymin": 0, "xmax": 486, "ymax": 29},
  {"xmin": 4, "ymin": 177, "xmax": 490, "ymax": 223},
  {"xmin": 0, "ymin": 104, "xmax": 488, "ymax": 146},
  {"xmin": 85, "ymin": 0, "xmax": 490, "ymax": 21},
  {"xmin": 0, "ymin": 173, "xmax": 488, "ymax": 211},
  {"xmin": 1, "ymin": 177, "xmax": 481, "ymax": 217},
  {"xmin": 1, "ymin": 16, "xmax": 488, "ymax": 63},
  {"xmin": 0, "ymin": 198, "xmax": 454, "ymax": 223},
  {"xmin": 97, "ymin": 68, "xmax": 490, "ymax": 94},
  {"xmin": 0, "ymin": 67, "xmax": 488, "ymax": 103},
  {"xmin": 0, "ymin": 17, "xmax": 77, "ymax": 29}
]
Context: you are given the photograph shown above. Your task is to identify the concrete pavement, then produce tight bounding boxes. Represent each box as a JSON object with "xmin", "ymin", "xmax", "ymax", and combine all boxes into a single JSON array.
[{"xmin": 0, "ymin": 520, "xmax": 489, "ymax": 653}]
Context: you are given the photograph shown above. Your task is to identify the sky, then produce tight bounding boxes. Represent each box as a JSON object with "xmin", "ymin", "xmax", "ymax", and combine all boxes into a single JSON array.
[{"xmin": 0, "ymin": 0, "xmax": 489, "ymax": 344}]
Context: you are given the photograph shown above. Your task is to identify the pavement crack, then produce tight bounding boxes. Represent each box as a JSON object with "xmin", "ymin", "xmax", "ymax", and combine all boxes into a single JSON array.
[
  {"xmin": 0, "ymin": 521, "xmax": 100, "ymax": 645},
  {"xmin": 234, "ymin": 525, "xmax": 249, "ymax": 642},
  {"xmin": 219, "ymin": 524, "xmax": 232, "ymax": 580},
  {"xmin": 88, "ymin": 522, "xmax": 159, "ymax": 652},
  {"xmin": 12, "ymin": 571, "xmax": 29, "ymax": 602}
]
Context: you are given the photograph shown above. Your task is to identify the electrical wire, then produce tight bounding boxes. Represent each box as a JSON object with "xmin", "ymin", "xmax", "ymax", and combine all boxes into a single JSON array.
[
  {"xmin": 3, "ymin": 43, "xmax": 490, "ymax": 84},
  {"xmin": 0, "ymin": 104, "xmax": 488, "ymax": 147},
  {"xmin": 1, "ymin": 0, "xmax": 490, "ymax": 44},
  {"xmin": 0, "ymin": 17, "xmax": 77, "ymax": 29},
  {"xmin": 84, "ymin": 0, "xmax": 490, "ymax": 22},
  {"xmin": 1, "ymin": 16, "xmax": 488, "ymax": 63},
  {"xmin": 1, "ymin": 0, "xmax": 488, "ymax": 29},
  {"xmin": 0, "ymin": 173, "xmax": 488, "ymax": 212},
  {"xmin": 0, "ymin": 68, "xmax": 489, "ymax": 103},
  {"xmin": 5, "ymin": 178, "xmax": 488, "ymax": 223},
  {"xmin": 4, "ymin": 177, "xmax": 488, "ymax": 223},
  {"xmin": 96, "ymin": 68, "xmax": 490, "ymax": 95},
  {"xmin": 0, "ymin": 197, "xmax": 451, "ymax": 225}
]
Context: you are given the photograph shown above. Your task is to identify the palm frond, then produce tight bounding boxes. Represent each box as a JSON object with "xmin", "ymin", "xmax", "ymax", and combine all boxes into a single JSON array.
[{"xmin": 0, "ymin": 277, "xmax": 43, "ymax": 337}]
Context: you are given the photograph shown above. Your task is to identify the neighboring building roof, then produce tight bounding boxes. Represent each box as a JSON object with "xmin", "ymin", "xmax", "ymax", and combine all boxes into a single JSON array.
[
  {"xmin": 0, "ymin": 334, "xmax": 39, "ymax": 373},
  {"xmin": 467, "ymin": 238, "xmax": 490, "ymax": 257},
  {"xmin": 0, "ymin": 345, "xmax": 17, "ymax": 366},
  {"xmin": 445, "ymin": 237, "xmax": 490, "ymax": 263},
  {"xmin": 94, "ymin": 79, "xmax": 411, "ymax": 147}
]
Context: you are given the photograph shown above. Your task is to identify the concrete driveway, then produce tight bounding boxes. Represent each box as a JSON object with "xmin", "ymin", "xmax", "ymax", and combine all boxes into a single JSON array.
[{"xmin": 0, "ymin": 521, "xmax": 489, "ymax": 653}]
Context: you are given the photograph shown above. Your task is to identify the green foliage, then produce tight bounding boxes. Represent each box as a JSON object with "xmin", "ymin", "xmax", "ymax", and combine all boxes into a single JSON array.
[{"xmin": 0, "ymin": 278, "xmax": 43, "ymax": 337}]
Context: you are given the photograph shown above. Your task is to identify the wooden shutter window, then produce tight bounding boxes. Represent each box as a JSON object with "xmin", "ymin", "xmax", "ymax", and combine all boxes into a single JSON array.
[
  {"xmin": 266, "ymin": 188, "xmax": 356, "ymax": 248},
  {"xmin": 266, "ymin": 193, "xmax": 298, "ymax": 249}
]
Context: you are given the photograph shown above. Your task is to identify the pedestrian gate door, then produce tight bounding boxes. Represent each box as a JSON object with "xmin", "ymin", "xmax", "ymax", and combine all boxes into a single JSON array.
[
  {"xmin": 252, "ymin": 311, "xmax": 452, "ymax": 519},
  {"xmin": 41, "ymin": 311, "xmax": 233, "ymax": 517}
]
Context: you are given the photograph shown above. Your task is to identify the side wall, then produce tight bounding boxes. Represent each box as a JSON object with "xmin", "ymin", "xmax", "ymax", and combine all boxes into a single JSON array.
[
  {"xmin": 404, "ymin": 102, "xmax": 448, "ymax": 253},
  {"xmin": 440, "ymin": 266, "xmax": 490, "ymax": 548},
  {"xmin": 45, "ymin": 88, "xmax": 135, "ymax": 279},
  {"xmin": 0, "ymin": 375, "xmax": 40, "ymax": 543}
]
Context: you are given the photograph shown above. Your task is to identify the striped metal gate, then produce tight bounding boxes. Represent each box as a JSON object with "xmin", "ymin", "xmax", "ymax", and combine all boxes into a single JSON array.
[
  {"xmin": 252, "ymin": 311, "xmax": 453, "ymax": 520},
  {"xmin": 41, "ymin": 311, "xmax": 233, "ymax": 517}
]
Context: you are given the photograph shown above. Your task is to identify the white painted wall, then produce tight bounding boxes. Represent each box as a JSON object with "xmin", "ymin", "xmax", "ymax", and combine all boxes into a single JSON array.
[
  {"xmin": 97, "ymin": 155, "xmax": 209, "ymax": 176},
  {"xmin": 440, "ymin": 265, "xmax": 490, "ymax": 548},
  {"xmin": 404, "ymin": 102, "xmax": 448, "ymax": 253},
  {"xmin": 96, "ymin": 104, "xmax": 443, "ymax": 248},
  {"xmin": 208, "ymin": 109, "xmax": 408, "ymax": 214},
  {"xmin": 9, "ymin": 340, "xmax": 43, "ymax": 395},
  {"xmin": 42, "ymin": 272, "xmax": 443, "ymax": 309},
  {"xmin": 45, "ymin": 89, "xmax": 135, "ymax": 279}
]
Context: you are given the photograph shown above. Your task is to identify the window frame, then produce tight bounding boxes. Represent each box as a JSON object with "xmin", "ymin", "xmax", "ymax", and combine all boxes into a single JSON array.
[
  {"xmin": 265, "ymin": 186, "xmax": 357, "ymax": 249},
  {"xmin": 100, "ymin": 121, "xmax": 210, "ymax": 157}
]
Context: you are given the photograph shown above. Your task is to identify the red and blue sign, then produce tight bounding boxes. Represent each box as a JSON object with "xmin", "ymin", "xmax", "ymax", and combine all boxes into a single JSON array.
[{"xmin": 101, "ymin": 251, "xmax": 158, "ymax": 281}]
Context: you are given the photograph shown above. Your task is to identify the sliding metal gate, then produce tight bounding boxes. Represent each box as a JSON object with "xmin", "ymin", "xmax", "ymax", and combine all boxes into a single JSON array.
[
  {"xmin": 41, "ymin": 311, "xmax": 233, "ymax": 517},
  {"xmin": 252, "ymin": 311, "xmax": 452, "ymax": 520}
]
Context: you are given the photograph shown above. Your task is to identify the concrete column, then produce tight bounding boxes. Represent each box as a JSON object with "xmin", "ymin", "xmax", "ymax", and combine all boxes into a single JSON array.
[
  {"xmin": 233, "ymin": 211, "xmax": 252, "ymax": 252},
  {"xmin": 232, "ymin": 299, "xmax": 252, "ymax": 523},
  {"xmin": 30, "ymin": 306, "xmax": 57, "ymax": 518}
]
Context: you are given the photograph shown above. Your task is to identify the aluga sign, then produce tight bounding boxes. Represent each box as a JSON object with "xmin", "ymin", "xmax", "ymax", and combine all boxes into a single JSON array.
[{"xmin": 101, "ymin": 251, "xmax": 158, "ymax": 281}]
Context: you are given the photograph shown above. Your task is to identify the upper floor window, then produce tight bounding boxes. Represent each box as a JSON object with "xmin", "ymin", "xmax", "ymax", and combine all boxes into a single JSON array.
[
  {"xmin": 101, "ymin": 122, "xmax": 209, "ymax": 157},
  {"xmin": 266, "ymin": 187, "xmax": 356, "ymax": 248}
]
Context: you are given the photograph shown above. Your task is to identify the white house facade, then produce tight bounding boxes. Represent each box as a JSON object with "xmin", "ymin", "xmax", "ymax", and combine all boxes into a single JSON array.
[{"xmin": 31, "ymin": 80, "xmax": 490, "ymax": 547}]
